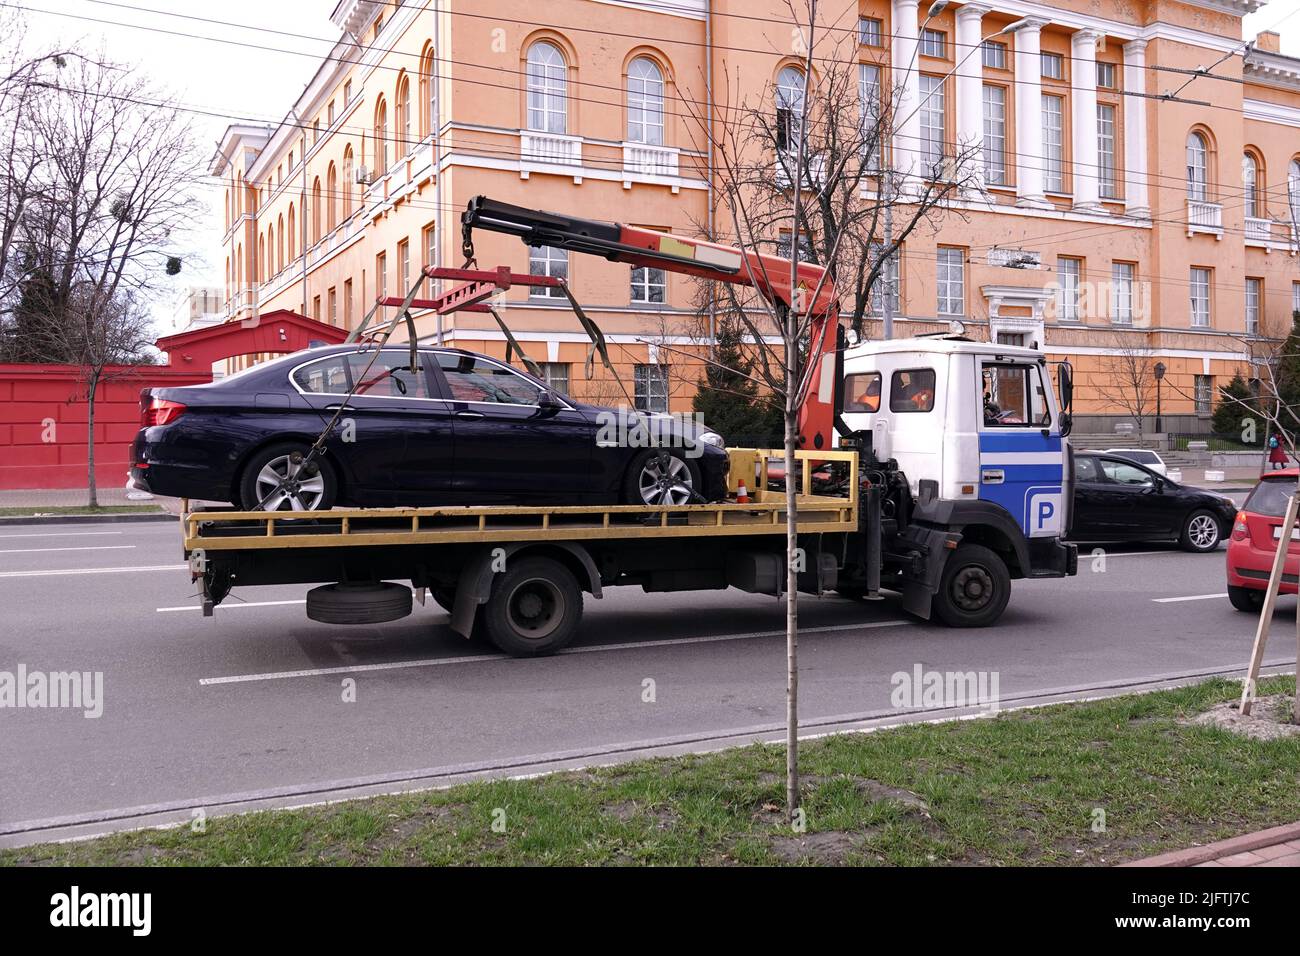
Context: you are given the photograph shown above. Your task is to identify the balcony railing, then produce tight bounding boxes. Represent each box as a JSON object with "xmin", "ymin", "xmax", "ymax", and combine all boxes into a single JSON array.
[
  {"xmin": 1186, "ymin": 198, "xmax": 1223, "ymax": 237},
  {"xmin": 775, "ymin": 150, "xmax": 825, "ymax": 189},
  {"xmin": 1245, "ymin": 215, "xmax": 1272, "ymax": 243},
  {"xmin": 521, "ymin": 131, "xmax": 582, "ymax": 167},
  {"xmin": 623, "ymin": 142, "xmax": 679, "ymax": 178}
]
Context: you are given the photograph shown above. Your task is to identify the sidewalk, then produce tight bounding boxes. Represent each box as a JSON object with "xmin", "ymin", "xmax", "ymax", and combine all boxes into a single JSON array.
[
  {"xmin": 0, "ymin": 486, "xmax": 155, "ymax": 509},
  {"xmin": 1123, "ymin": 822, "xmax": 1300, "ymax": 867}
]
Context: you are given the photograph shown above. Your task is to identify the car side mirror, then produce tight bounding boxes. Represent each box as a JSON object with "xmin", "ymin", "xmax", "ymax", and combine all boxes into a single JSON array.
[{"xmin": 538, "ymin": 390, "xmax": 559, "ymax": 410}]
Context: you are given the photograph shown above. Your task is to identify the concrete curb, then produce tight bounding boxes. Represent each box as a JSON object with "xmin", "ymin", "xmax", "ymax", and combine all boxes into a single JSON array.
[
  {"xmin": 1120, "ymin": 821, "xmax": 1300, "ymax": 867},
  {"xmin": 0, "ymin": 511, "xmax": 173, "ymax": 527}
]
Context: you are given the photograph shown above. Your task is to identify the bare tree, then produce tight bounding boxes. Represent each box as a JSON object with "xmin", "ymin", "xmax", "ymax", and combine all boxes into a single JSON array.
[
  {"xmin": 1094, "ymin": 333, "xmax": 1159, "ymax": 443},
  {"xmin": 679, "ymin": 0, "xmax": 982, "ymax": 819}
]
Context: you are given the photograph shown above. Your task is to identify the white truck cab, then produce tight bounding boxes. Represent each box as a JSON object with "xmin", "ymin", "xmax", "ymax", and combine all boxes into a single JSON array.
[{"xmin": 839, "ymin": 335, "xmax": 1073, "ymax": 546}]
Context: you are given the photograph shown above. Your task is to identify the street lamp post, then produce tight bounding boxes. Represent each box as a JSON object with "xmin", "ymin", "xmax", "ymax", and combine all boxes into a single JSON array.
[{"xmin": 1154, "ymin": 361, "xmax": 1166, "ymax": 435}]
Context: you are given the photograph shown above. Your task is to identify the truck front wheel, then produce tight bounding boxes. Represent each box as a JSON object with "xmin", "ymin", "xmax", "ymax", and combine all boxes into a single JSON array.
[
  {"xmin": 932, "ymin": 544, "xmax": 1010, "ymax": 628},
  {"xmin": 483, "ymin": 556, "xmax": 583, "ymax": 656}
]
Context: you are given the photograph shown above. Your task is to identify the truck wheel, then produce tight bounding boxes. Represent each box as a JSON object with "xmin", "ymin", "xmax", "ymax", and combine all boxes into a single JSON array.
[
  {"xmin": 1228, "ymin": 585, "xmax": 1265, "ymax": 613},
  {"xmin": 307, "ymin": 582, "xmax": 411, "ymax": 625},
  {"xmin": 239, "ymin": 442, "xmax": 337, "ymax": 512},
  {"xmin": 932, "ymin": 544, "xmax": 1010, "ymax": 628},
  {"xmin": 483, "ymin": 557, "xmax": 582, "ymax": 656}
]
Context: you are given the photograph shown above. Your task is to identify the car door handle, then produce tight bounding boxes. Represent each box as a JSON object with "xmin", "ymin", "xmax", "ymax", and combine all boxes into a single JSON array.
[
  {"xmin": 324, "ymin": 404, "xmax": 346, "ymax": 411},
  {"xmin": 455, "ymin": 410, "xmax": 485, "ymax": 420}
]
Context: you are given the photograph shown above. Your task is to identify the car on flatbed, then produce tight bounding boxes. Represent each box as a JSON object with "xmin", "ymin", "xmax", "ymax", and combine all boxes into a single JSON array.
[{"xmin": 129, "ymin": 343, "xmax": 728, "ymax": 510}]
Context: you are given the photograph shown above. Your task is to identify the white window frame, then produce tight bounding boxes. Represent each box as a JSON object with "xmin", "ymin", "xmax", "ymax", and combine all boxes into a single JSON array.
[
  {"xmin": 1041, "ymin": 52, "xmax": 1064, "ymax": 79},
  {"xmin": 1243, "ymin": 153, "xmax": 1259, "ymax": 219},
  {"xmin": 1194, "ymin": 375, "xmax": 1213, "ymax": 415},
  {"xmin": 529, "ymin": 245, "xmax": 568, "ymax": 298},
  {"xmin": 1190, "ymin": 267, "xmax": 1211, "ymax": 328},
  {"xmin": 627, "ymin": 57, "xmax": 664, "ymax": 146},
  {"xmin": 539, "ymin": 361, "xmax": 570, "ymax": 395},
  {"xmin": 982, "ymin": 84, "xmax": 1006, "ymax": 186},
  {"xmin": 1042, "ymin": 94, "xmax": 1064, "ymax": 193},
  {"xmin": 526, "ymin": 42, "xmax": 568, "ymax": 134},
  {"xmin": 936, "ymin": 247, "xmax": 964, "ymax": 316},
  {"xmin": 869, "ymin": 243, "xmax": 899, "ymax": 316},
  {"xmin": 982, "ymin": 41, "xmax": 1007, "ymax": 70},
  {"xmin": 1098, "ymin": 104, "xmax": 1117, "ymax": 199},
  {"xmin": 630, "ymin": 265, "xmax": 666, "ymax": 304},
  {"xmin": 920, "ymin": 29, "xmax": 946, "ymax": 58},
  {"xmin": 1096, "ymin": 62, "xmax": 1116, "ymax": 89},
  {"xmin": 1246, "ymin": 277, "xmax": 1261, "ymax": 336},
  {"xmin": 859, "ymin": 17, "xmax": 883, "ymax": 47},
  {"xmin": 1186, "ymin": 133, "xmax": 1209, "ymax": 202},
  {"xmin": 775, "ymin": 66, "xmax": 806, "ymax": 154},
  {"xmin": 919, "ymin": 74, "xmax": 946, "ymax": 173},
  {"xmin": 1058, "ymin": 257, "xmax": 1082, "ymax": 322},
  {"xmin": 860, "ymin": 63, "xmax": 882, "ymax": 172},
  {"xmin": 634, "ymin": 363, "xmax": 670, "ymax": 413},
  {"xmin": 1111, "ymin": 262, "xmax": 1134, "ymax": 325}
]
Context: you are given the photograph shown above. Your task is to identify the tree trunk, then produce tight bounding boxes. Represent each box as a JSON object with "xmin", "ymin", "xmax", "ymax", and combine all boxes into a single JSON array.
[{"xmin": 86, "ymin": 371, "xmax": 98, "ymax": 508}]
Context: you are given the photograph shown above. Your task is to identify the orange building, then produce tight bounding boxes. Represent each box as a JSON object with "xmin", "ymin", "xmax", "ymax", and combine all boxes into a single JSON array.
[{"xmin": 211, "ymin": 0, "xmax": 1300, "ymax": 433}]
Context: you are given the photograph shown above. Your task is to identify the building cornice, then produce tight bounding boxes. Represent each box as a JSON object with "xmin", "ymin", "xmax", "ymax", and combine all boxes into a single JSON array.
[
  {"xmin": 208, "ymin": 125, "xmax": 273, "ymax": 177},
  {"xmin": 1244, "ymin": 47, "xmax": 1300, "ymax": 93},
  {"xmin": 1176, "ymin": 0, "xmax": 1267, "ymax": 15},
  {"xmin": 330, "ymin": 0, "xmax": 380, "ymax": 36}
]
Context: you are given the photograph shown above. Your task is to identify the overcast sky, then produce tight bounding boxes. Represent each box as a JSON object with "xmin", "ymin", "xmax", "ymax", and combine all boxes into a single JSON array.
[{"xmin": 14, "ymin": 0, "xmax": 1300, "ymax": 333}]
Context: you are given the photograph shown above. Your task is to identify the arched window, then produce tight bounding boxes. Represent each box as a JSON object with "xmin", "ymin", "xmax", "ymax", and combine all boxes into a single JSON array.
[
  {"xmin": 342, "ymin": 145, "xmax": 354, "ymax": 218},
  {"xmin": 327, "ymin": 162, "xmax": 338, "ymax": 231},
  {"xmin": 776, "ymin": 66, "xmax": 806, "ymax": 152},
  {"xmin": 225, "ymin": 257, "xmax": 230, "ymax": 298},
  {"xmin": 257, "ymin": 234, "xmax": 265, "ymax": 282},
  {"xmin": 526, "ymin": 41, "xmax": 567, "ymax": 133},
  {"xmin": 627, "ymin": 57, "xmax": 664, "ymax": 146},
  {"xmin": 420, "ymin": 47, "xmax": 436, "ymax": 138},
  {"xmin": 397, "ymin": 75, "xmax": 411, "ymax": 155},
  {"xmin": 1243, "ymin": 152, "xmax": 1260, "ymax": 219},
  {"xmin": 311, "ymin": 177, "xmax": 322, "ymax": 245},
  {"xmin": 1289, "ymin": 159, "xmax": 1300, "ymax": 227},
  {"xmin": 276, "ymin": 214, "xmax": 284, "ymax": 272},
  {"xmin": 1186, "ymin": 131, "xmax": 1209, "ymax": 202},
  {"xmin": 375, "ymin": 98, "xmax": 389, "ymax": 171},
  {"xmin": 287, "ymin": 203, "xmax": 296, "ymax": 257},
  {"xmin": 266, "ymin": 223, "xmax": 275, "ymax": 276}
]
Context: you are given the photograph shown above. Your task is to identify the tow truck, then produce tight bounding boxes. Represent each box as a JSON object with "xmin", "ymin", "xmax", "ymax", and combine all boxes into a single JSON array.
[{"xmin": 179, "ymin": 196, "xmax": 1077, "ymax": 656}]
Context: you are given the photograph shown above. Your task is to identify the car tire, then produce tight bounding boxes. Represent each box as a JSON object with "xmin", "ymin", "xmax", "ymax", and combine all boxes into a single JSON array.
[
  {"xmin": 1179, "ymin": 509, "xmax": 1222, "ymax": 553},
  {"xmin": 932, "ymin": 544, "xmax": 1011, "ymax": 628},
  {"xmin": 1228, "ymin": 585, "xmax": 1265, "ymax": 613},
  {"xmin": 306, "ymin": 582, "xmax": 412, "ymax": 625},
  {"xmin": 621, "ymin": 449, "xmax": 703, "ymax": 506},
  {"xmin": 483, "ymin": 556, "xmax": 583, "ymax": 656},
  {"xmin": 238, "ymin": 442, "xmax": 337, "ymax": 512}
]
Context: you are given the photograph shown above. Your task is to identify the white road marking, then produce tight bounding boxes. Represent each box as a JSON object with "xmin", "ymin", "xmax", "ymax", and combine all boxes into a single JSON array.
[
  {"xmin": 157, "ymin": 599, "xmax": 306, "ymax": 613},
  {"xmin": 0, "ymin": 564, "xmax": 185, "ymax": 579},
  {"xmin": 1152, "ymin": 592, "xmax": 1230, "ymax": 603},
  {"xmin": 0, "ymin": 531, "xmax": 123, "ymax": 539},
  {"xmin": 199, "ymin": 620, "xmax": 909, "ymax": 686},
  {"xmin": 0, "ymin": 545, "xmax": 135, "ymax": 555}
]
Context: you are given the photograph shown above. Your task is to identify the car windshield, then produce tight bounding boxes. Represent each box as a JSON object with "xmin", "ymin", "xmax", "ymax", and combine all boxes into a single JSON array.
[{"xmin": 1245, "ymin": 478, "xmax": 1294, "ymax": 518}]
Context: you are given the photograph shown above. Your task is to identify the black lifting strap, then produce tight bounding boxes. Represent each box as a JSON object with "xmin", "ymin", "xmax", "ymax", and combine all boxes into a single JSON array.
[
  {"xmin": 558, "ymin": 280, "xmax": 636, "ymax": 410},
  {"xmin": 487, "ymin": 304, "xmax": 542, "ymax": 379}
]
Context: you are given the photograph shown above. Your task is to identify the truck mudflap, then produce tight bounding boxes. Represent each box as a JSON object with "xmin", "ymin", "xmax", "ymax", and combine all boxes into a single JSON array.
[
  {"xmin": 450, "ymin": 542, "xmax": 603, "ymax": 638},
  {"xmin": 1027, "ymin": 536, "xmax": 1077, "ymax": 578},
  {"xmin": 894, "ymin": 524, "xmax": 963, "ymax": 621}
]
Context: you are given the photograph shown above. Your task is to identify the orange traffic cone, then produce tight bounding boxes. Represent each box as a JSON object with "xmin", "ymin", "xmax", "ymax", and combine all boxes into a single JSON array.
[{"xmin": 735, "ymin": 479, "xmax": 750, "ymax": 504}]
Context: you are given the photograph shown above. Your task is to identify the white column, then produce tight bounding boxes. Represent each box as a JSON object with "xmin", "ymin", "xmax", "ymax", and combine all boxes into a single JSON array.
[
  {"xmin": 1070, "ymin": 29, "xmax": 1103, "ymax": 212},
  {"xmin": 955, "ymin": 3, "xmax": 991, "ymax": 192},
  {"xmin": 1013, "ymin": 18, "xmax": 1051, "ymax": 209},
  {"xmin": 1122, "ymin": 39, "xmax": 1151, "ymax": 218},
  {"xmin": 892, "ymin": 0, "xmax": 922, "ymax": 194}
]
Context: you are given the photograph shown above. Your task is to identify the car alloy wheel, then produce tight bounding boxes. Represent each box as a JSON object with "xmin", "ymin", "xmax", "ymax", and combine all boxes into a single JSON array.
[
  {"xmin": 1184, "ymin": 512, "xmax": 1220, "ymax": 551},
  {"xmin": 255, "ymin": 454, "xmax": 327, "ymax": 511},
  {"xmin": 637, "ymin": 453, "xmax": 694, "ymax": 506}
]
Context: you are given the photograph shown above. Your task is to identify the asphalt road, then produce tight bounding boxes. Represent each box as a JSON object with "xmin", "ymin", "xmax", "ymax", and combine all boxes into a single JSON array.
[{"xmin": 3, "ymin": 496, "xmax": 1292, "ymax": 846}]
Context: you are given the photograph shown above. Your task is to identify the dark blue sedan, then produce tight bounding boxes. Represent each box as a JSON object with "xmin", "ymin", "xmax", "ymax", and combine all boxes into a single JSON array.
[{"xmin": 129, "ymin": 344, "xmax": 729, "ymax": 510}]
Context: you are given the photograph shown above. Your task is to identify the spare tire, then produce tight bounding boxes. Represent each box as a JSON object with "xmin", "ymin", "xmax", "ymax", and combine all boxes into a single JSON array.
[{"xmin": 307, "ymin": 582, "xmax": 412, "ymax": 625}]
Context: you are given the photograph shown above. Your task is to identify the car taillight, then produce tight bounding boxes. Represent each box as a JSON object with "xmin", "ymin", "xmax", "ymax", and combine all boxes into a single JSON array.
[
  {"xmin": 142, "ymin": 397, "xmax": 185, "ymax": 427},
  {"xmin": 1232, "ymin": 511, "xmax": 1249, "ymax": 542}
]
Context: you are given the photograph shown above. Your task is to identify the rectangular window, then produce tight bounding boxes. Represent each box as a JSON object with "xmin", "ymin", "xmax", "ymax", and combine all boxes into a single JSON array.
[
  {"xmin": 376, "ymin": 252, "xmax": 387, "ymax": 302},
  {"xmin": 1111, "ymin": 262, "xmax": 1135, "ymax": 325},
  {"xmin": 344, "ymin": 278, "xmax": 353, "ymax": 328},
  {"xmin": 344, "ymin": 80, "xmax": 352, "ymax": 104},
  {"xmin": 1097, "ymin": 104, "xmax": 1117, "ymax": 199},
  {"xmin": 634, "ymin": 364, "xmax": 670, "ymax": 413},
  {"xmin": 1096, "ymin": 62, "xmax": 1116, "ymax": 89},
  {"xmin": 540, "ymin": 362, "xmax": 571, "ymax": 396},
  {"xmin": 1058, "ymin": 257, "xmax": 1082, "ymax": 322},
  {"xmin": 1042, "ymin": 94, "xmax": 1064, "ymax": 193},
  {"xmin": 1246, "ymin": 277, "xmax": 1262, "ymax": 336},
  {"xmin": 869, "ymin": 243, "xmax": 899, "ymax": 316},
  {"xmin": 860, "ymin": 63, "xmax": 882, "ymax": 172},
  {"xmin": 423, "ymin": 223, "xmax": 436, "ymax": 269},
  {"xmin": 1190, "ymin": 267, "xmax": 1211, "ymax": 328},
  {"xmin": 328, "ymin": 101, "xmax": 335, "ymax": 125},
  {"xmin": 312, "ymin": 294, "xmax": 321, "ymax": 320},
  {"xmin": 936, "ymin": 247, "xmax": 965, "ymax": 316},
  {"xmin": 859, "ymin": 17, "xmax": 882, "ymax": 47},
  {"xmin": 920, "ymin": 29, "xmax": 946, "ymax": 59},
  {"xmin": 630, "ymin": 266, "xmax": 666, "ymax": 304},
  {"xmin": 1041, "ymin": 52, "xmax": 1064, "ymax": 79},
  {"xmin": 529, "ymin": 245, "xmax": 568, "ymax": 298},
  {"xmin": 982, "ymin": 84, "xmax": 1006, "ymax": 185},
  {"xmin": 844, "ymin": 372, "xmax": 882, "ymax": 412},
  {"xmin": 1293, "ymin": 280, "xmax": 1300, "ymax": 318},
  {"xmin": 1194, "ymin": 375, "xmax": 1213, "ymax": 415},
  {"xmin": 919, "ymin": 75, "xmax": 946, "ymax": 172},
  {"xmin": 890, "ymin": 369, "xmax": 936, "ymax": 413},
  {"xmin": 982, "ymin": 363, "xmax": 1051, "ymax": 427},
  {"xmin": 328, "ymin": 287, "xmax": 337, "ymax": 326},
  {"xmin": 982, "ymin": 41, "xmax": 1007, "ymax": 70},
  {"xmin": 397, "ymin": 238, "xmax": 410, "ymax": 294}
]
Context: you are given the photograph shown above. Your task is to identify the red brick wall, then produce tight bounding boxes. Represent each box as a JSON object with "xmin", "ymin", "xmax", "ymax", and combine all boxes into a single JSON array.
[{"xmin": 0, "ymin": 365, "xmax": 211, "ymax": 490}]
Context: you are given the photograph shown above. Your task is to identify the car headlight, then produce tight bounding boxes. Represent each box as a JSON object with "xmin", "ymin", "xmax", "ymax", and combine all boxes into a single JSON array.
[{"xmin": 697, "ymin": 431, "xmax": 725, "ymax": 449}]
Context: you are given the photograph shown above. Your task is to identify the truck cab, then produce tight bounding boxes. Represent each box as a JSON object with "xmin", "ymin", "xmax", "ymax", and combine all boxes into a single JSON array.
[{"xmin": 837, "ymin": 335, "xmax": 1075, "ymax": 619}]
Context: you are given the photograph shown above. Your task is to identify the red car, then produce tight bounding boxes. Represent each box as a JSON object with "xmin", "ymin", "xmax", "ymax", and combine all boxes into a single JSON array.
[{"xmin": 1227, "ymin": 469, "xmax": 1300, "ymax": 612}]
